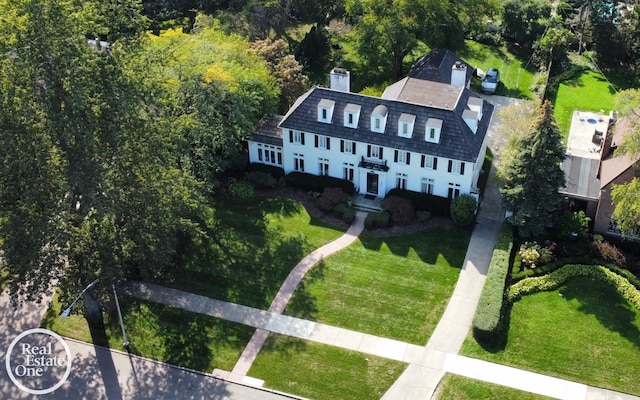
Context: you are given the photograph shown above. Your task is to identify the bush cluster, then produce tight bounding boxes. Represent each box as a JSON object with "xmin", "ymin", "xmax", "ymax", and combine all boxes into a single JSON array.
[
  {"xmin": 381, "ymin": 195, "xmax": 415, "ymax": 225},
  {"xmin": 333, "ymin": 203, "xmax": 355, "ymax": 224},
  {"xmin": 243, "ymin": 171, "xmax": 278, "ymax": 189},
  {"xmin": 228, "ymin": 180, "xmax": 254, "ymax": 199},
  {"xmin": 315, "ymin": 187, "xmax": 349, "ymax": 212},
  {"xmin": 591, "ymin": 239, "xmax": 626, "ymax": 267},
  {"xmin": 507, "ymin": 264, "xmax": 640, "ymax": 310},
  {"xmin": 245, "ymin": 163, "xmax": 285, "ymax": 179},
  {"xmin": 472, "ymin": 223, "xmax": 514, "ymax": 342},
  {"xmin": 285, "ymin": 172, "xmax": 354, "ymax": 194},
  {"xmin": 450, "ymin": 194, "xmax": 477, "ymax": 226},
  {"xmin": 386, "ymin": 189, "xmax": 451, "ymax": 216},
  {"xmin": 518, "ymin": 241, "xmax": 554, "ymax": 269},
  {"xmin": 365, "ymin": 211, "xmax": 390, "ymax": 229},
  {"xmin": 416, "ymin": 210, "xmax": 431, "ymax": 222}
]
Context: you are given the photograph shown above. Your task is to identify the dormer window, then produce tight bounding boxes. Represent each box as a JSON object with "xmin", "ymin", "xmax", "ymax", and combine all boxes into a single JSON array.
[
  {"xmin": 425, "ymin": 118, "xmax": 443, "ymax": 143},
  {"xmin": 344, "ymin": 103, "xmax": 361, "ymax": 128},
  {"xmin": 462, "ymin": 109, "xmax": 478, "ymax": 133},
  {"xmin": 371, "ymin": 104, "xmax": 388, "ymax": 133},
  {"xmin": 398, "ymin": 113, "xmax": 415, "ymax": 138},
  {"xmin": 318, "ymin": 99, "xmax": 335, "ymax": 123}
]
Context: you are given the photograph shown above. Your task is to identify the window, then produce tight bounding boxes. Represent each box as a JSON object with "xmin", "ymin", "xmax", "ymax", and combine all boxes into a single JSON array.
[
  {"xmin": 371, "ymin": 105, "xmax": 388, "ymax": 133},
  {"xmin": 402, "ymin": 123, "xmax": 408, "ymax": 135},
  {"xmin": 315, "ymin": 135, "xmax": 330, "ymax": 150},
  {"xmin": 394, "ymin": 150, "xmax": 410, "ymax": 165},
  {"xmin": 319, "ymin": 158, "xmax": 329, "ymax": 175},
  {"xmin": 367, "ymin": 145, "xmax": 383, "ymax": 159},
  {"xmin": 257, "ymin": 144, "xmax": 282, "ymax": 166},
  {"xmin": 294, "ymin": 153, "xmax": 305, "ymax": 172},
  {"xmin": 322, "ymin": 109, "xmax": 327, "ymax": 120},
  {"xmin": 396, "ymin": 173, "xmax": 407, "ymax": 190},
  {"xmin": 343, "ymin": 162, "xmax": 355, "ymax": 182},
  {"xmin": 398, "ymin": 113, "xmax": 415, "ymax": 138},
  {"xmin": 318, "ymin": 99, "xmax": 335, "ymax": 123},
  {"xmin": 425, "ymin": 118, "xmax": 442, "ymax": 143},
  {"xmin": 421, "ymin": 178, "xmax": 434, "ymax": 195},
  {"xmin": 341, "ymin": 140, "xmax": 356, "ymax": 154},
  {"xmin": 448, "ymin": 183, "xmax": 461, "ymax": 199},
  {"xmin": 289, "ymin": 130, "xmax": 305, "ymax": 145},
  {"xmin": 448, "ymin": 160, "xmax": 465, "ymax": 175},
  {"xmin": 421, "ymin": 155, "xmax": 438, "ymax": 170},
  {"xmin": 429, "ymin": 128, "xmax": 436, "ymax": 139},
  {"xmin": 374, "ymin": 118, "xmax": 381, "ymax": 130},
  {"xmin": 344, "ymin": 103, "xmax": 361, "ymax": 128},
  {"xmin": 348, "ymin": 113, "xmax": 353, "ymax": 125}
]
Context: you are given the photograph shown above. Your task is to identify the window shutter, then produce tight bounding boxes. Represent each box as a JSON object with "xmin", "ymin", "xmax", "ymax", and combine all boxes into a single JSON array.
[
  {"xmin": 315, "ymin": 135, "xmax": 319, "ymax": 148},
  {"xmin": 394, "ymin": 150, "xmax": 398, "ymax": 163},
  {"xmin": 289, "ymin": 130, "xmax": 293, "ymax": 143},
  {"xmin": 352, "ymin": 142, "xmax": 356, "ymax": 154},
  {"xmin": 367, "ymin": 145, "xmax": 371, "ymax": 158},
  {"xmin": 379, "ymin": 148, "xmax": 383, "ymax": 159},
  {"xmin": 340, "ymin": 140, "xmax": 344, "ymax": 152},
  {"xmin": 421, "ymin": 155, "xmax": 425, "ymax": 168},
  {"xmin": 434, "ymin": 157, "xmax": 438, "ymax": 170},
  {"xmin": 301, "ymin": 133, "xmax": 305, "ymax": 145},
  {"xmin": 460, "ymin": 162, "xmax": 465, "ymax": 175},
  {"xmin": 448, "ymin": 160, "xmax": 452, "ymax": 173},
  {"xmin": 406, "ymin": 152, "xmax": 411, "ymax": 165},
  {"xmin": 326, "ymin": 138, "xmax": 330, "ymax": 150}
]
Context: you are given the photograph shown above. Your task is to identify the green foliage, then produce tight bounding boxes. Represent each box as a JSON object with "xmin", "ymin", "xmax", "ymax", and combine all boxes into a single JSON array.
[
  {"xmin": 556, "ymin": 210, "xmax": 591, "ymax": 240},
  {"xmin": 364, "ymin": 211, "xmax": 391, "ymax": 229},
  {"xmin": 591, "ymin": 239, "xmax": 626, "ymax": 267},
  {"xmin": 285, "ymin": 172, "xmax": 355, "ymax": 194},
  {"xmin": 502, "ymin": 0, "xmax": 552, "ymax": 47},
  {"xmin": 386, "ymin": 189, "xmax": 451, "ymax": 216},
  {"xmin": 500, "ymin": 101, "xmax": 566, "ymax": 238},
  {"xmin": 246, "ymin": 163, "xmax": 285, "ymax": 179},
  {"xmin": 518, "ymin": 242, "xmax": 554, "ymax": 269},
  {"xmin": 381, "ymin": 196, "xmax": 415, "ymax": 225},
  {"xmin": 472, "ymin": 223, "xmax": 513, "ymax": 342},
  {"xmin": 315, "ymin": 187, "xmax": 349, "ymax": 212},
  {"xmin": 450, "ymin": 194, "xmax": 477, "ymax": 226},
  {"xmin": 243, "ymin": 171, "xmax": 278, "ymax": 189},
  {"xmin": 228, "ymin": 181, "xmax": 254, "ymax": 199},
  {"xmin": 611, "ymin": 178, "xmax": 640, "ymax": 237},
  {"xmin": 507, "ymin": 264, "xmax": 640, "ymax": 309},
  {"xmin": 416, "ymin": 210, "xmax": 431, "ymax": 222}
]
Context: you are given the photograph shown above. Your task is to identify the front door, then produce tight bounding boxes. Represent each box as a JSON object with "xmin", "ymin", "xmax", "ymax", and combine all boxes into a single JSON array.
[{"xmin": 367, "ymin": 172, "xmax": 379, "ymax": 195}]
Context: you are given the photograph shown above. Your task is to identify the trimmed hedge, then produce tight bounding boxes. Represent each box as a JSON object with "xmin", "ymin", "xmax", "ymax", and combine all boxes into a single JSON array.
[
  {"xmin": 472, "ymin": 223, "xmax": 513, "ymax": 342},
  {"xmin": 246, "ymin": 163, "xmax": 285, "ymax": 179},
  {"xmin": 285, "ymin": 172, "xmax": 355, "ymax": 195},
  {"xmin": 333, "ymin": 203, "xmax": 355, "ymax": 224},
  {"xmin": 386, "ymin": 188, "xmax": 451, "ymax": 216},
  {"xmin": 365, "ymin": 211, "xmax": 390, "ymax": 229},
  {"xmin": 507, "ymin": 264, "xmax": 640, "ymax": 309}
]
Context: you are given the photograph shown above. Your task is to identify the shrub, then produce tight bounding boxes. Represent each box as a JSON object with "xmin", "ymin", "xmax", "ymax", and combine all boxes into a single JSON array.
[
  {"xmin": 243, "ymin": 171, "xmax": 278, "ymax": 189},
  {"xmin": 591, "ymin": 239, "xmax": 626, "ymax": 267},
  {"xmin": 341, "ymin": 208, "xmax": 355, "ymax": 224},
  {"xmin": 228, "ymin": 180, "xmax": 254, "ymax": 199},
  {"xmin": 315, "ymin": 187, "xmax": 349, "ymax": 212},
  {"xmin": 507, "ymin": 264, "xmax": 640, "ymax": 309},
  {"xmin": 450, "ymin": 194, "xmax": 477, "ymax": 226},
  {"xmin": 417, "ymin": 210, "xmax": 431, "ymax": 222},
  {"xmin": 365, "ymin": 211, "xmax": 390, "ymax": 229},
  {"xmin": 333, "ymin": 203, "xmax": 349, "ymax": 218},
  {"xmin": 285, "ymin": 172, "xmax": 354, "ymax": 194},
  {"xmin": 472, "ymin": 223, "xmax": 514, "ymax": 343},
  {"xmin": 386, "ymin": 188, "xmax": 451, "ymax": 216},
  {"xmin": 556, "ymin": 210, "xmax": 591, "ymax": 239},
  {"xmin": 518, "ymin": 242, "xmax": 554, "ymax": 269},
  {"xmin": 246, "ymin": 163, "xmax": 285, "ymax": 179},
  {"xmin": 382, "ymin": 195, "xmax": 415, "ymax": 225}
]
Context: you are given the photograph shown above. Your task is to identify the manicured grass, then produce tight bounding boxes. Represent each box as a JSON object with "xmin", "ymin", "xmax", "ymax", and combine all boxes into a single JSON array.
[
  {"xmin": 164, "ymin": 197, "xmax": 345, "ymax": 310},
  {"xmin": 249, "ymin": 334, "xmax": 406, "ymax": 400},
  {"xmin": 458, "ymin": 40, "xmax": 537, "ymax": 99},
  {"xmin": 551, "ymin": 70, "xmax": 619, "ymax": 137},
  {"xmin": 42, "ymin": 292, "xmax": 254, "ymax": 372},
  {"xmin": 435, "ymin": 374, "xmax": 553, "ymax": 400},
  {"xmin": 461, "ymin": 277, "xmax": 640, "ymax": 396},
  {"xmin": 286, "ymin": 228, "xmax": 471, "ymax": 345}
]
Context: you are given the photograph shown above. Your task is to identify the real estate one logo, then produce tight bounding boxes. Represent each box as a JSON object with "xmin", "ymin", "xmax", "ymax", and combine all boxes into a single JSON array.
[{"xmin": 5, "ymin": 328, "xmax": 72, "ymax": 394}]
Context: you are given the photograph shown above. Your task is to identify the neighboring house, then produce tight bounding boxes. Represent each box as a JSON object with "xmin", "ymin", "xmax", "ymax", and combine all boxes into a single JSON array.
[
  {"xmin": 247, "ymin": 49, "xmax": 494, "ymax": 201},
  {"xmin": 560, "ymin": 110, "xmax": 640, "ymax": 240}
]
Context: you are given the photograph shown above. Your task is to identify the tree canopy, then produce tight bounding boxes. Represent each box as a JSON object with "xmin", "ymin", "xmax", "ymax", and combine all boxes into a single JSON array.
[{"xmin": 500, "ymin": 101, "xmax": 566, "ymax": 238}]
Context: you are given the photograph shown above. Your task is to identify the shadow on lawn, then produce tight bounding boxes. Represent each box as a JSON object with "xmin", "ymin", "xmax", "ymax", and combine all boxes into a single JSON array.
[{"xmin": 560, "ymin": 278, "xmax": 640, "ymax": 350}]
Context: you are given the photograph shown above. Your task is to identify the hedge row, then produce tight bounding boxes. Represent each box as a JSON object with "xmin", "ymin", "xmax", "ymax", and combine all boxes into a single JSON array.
[
  {"xmin": 285, "ymin": 172, "xmax": 355, "ymax": 195},
  {"xmin": 333, "ymin": 203, "xmax": 355, "ymax": 224},
  {"xmin": 386, "ymin": 188, "xmax": 451, "ymax": 216},
  {"xmin": 365, "ymin": 211, "xmax": 390, "ymax": 228},
  {"xmin": 246, "ymin": 163, "xmax": 285, "ymax": 179},
  {"xmin": 472, "ymin": 223, "xmax": 513, "ymax": 342},
  {"xmin": 507, "ymin": 264, "xmax": 640, "ymax": 310}
]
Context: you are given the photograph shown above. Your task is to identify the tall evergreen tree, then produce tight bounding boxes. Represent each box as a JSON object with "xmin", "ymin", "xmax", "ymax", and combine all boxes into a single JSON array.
[{"xmin": 500, "ymin": 101, "xmax": 566, "ymax": 238}]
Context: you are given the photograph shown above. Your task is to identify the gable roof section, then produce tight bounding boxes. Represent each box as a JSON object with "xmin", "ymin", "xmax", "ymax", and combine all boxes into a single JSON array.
[
  {"xmin": 278, "ymin": 86, "xmax": 493, "ymax": 163},
  {"xmin": 252, "ymin": 115, "xmax": 283, "ymax": 146},
  {"xmin": 599, "ymin": 118, "xmax": 640, "ymax": 188},
  {"xmin": 408, "ymin": 48, "xmax": 475, "ymax": 85}
]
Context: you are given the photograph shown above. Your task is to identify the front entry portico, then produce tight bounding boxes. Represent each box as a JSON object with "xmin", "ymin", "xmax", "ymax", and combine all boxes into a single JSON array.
[
  {"xmin": 359, "ymin": 170, "xmax": 385, "ymax": 197},
  {"xmin": 366, "ymin": 172, "xmax": 379, "ymax": 195}
]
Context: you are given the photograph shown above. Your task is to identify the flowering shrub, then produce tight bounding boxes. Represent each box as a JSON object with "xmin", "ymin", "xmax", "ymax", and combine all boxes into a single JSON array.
[{"xmin": 519, "ymin": 241, "xmax": 554, "ymax": 269}]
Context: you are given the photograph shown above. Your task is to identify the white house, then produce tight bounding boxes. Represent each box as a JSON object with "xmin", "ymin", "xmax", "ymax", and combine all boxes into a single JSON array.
[{"xmin": 247, "ymin": 49, "xmax": 494, "ymax": 201}]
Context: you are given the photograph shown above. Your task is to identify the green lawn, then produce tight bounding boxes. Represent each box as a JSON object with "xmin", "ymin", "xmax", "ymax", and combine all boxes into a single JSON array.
[
  {"xmin": 249, "ymin": 334, "xmax": 406, "ymax": 400},
  {"xmin": 286, "ymin": 228, "xmax": 471, "ymax": 345},
  {"xmin": 458, "ymin": 40, "xmax": 537, "ymax": 99},
  {"xmin": 162, "ymin": 196, "xmax": 345, "ymax": 310},
  {"xmin": 435, "ymin": 374, "xmax": 553, "ymax": 400},
  {"xmin": 42, "ymin": 292, "xmax": 254, "ymax": 372},
  {"xmin": 461, "ymin": 277, "xmax": 640, "ymax": 396}
]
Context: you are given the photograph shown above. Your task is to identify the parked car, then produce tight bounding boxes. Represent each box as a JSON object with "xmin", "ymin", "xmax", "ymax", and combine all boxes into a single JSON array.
[{"xmin": 481, "ymin": 68, "xmax": 500, "ymax": 94}]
